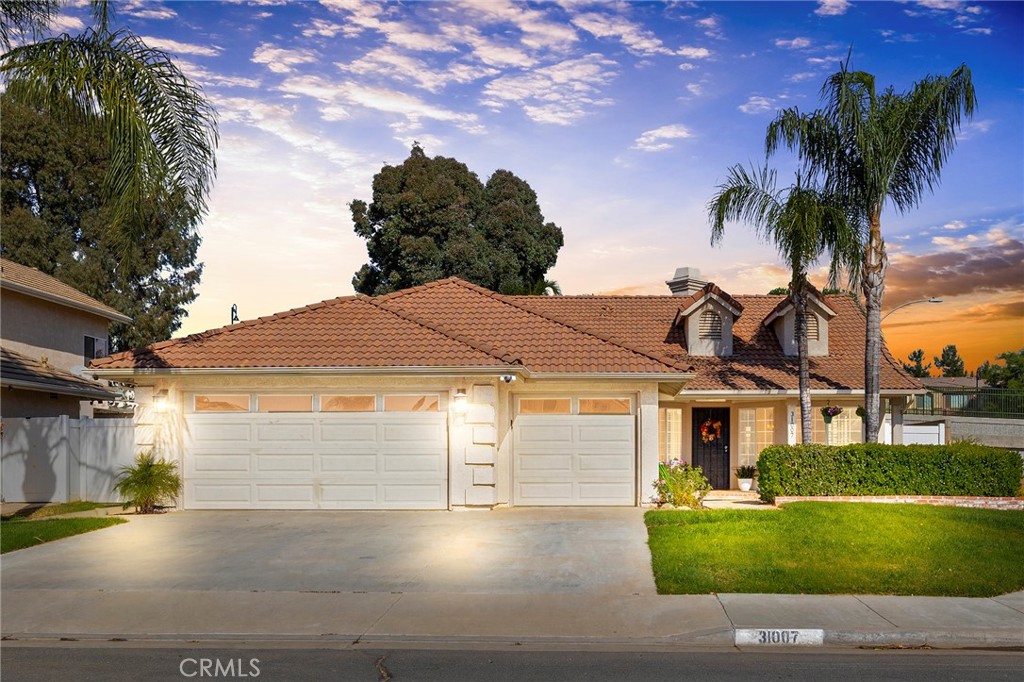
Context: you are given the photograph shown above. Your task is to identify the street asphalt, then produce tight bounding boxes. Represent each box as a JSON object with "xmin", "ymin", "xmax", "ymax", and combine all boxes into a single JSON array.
[{"xmin": 1, "ymin": 508, "xmax": 1021, "ymax": 650}]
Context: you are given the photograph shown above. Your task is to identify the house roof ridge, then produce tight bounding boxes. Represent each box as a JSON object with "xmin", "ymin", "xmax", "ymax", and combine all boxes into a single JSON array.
[
  {"xmin": 448, "ymin": 279, "xmax": 694, "ymax": 373},
  {"xmin": 0, "ymin": 257, "xmax": 131, "ymax": 323},
  {"xmin": 90, "ymin": 295, "xmax": 361, "ymax": 368},
  {"xmin": 363, "ymin": 295, "xmax": 522, "ymax": 367}
]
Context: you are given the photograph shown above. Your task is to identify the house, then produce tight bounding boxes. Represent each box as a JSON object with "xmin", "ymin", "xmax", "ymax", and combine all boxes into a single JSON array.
[
  {"xmin": 88, "ymin": 268, "xmax": 920, "ymax": 510},
  {"xmin": 1, "ymin": 258, "xmax": 132, "ymax": 418}
]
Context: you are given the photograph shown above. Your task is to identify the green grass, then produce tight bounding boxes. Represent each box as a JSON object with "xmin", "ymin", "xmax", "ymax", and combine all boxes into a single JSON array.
[
  {"xmin": 0, "ymin": 500, "xmax": 120, "ymax": 521},
  {"xmin": 1, "ymin": 517, "xmax": 127, "ymax": 553},
  {"xmin": 645, "ymin": 502, "xmax": 1024, "ymax": 597}
]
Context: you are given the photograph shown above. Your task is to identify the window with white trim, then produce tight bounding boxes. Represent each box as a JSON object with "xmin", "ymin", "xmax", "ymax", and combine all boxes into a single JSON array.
[
  {"xmin": 518, "ymin": 398, "xmax": 572, "ymax": 415},
  {"xmin": 659, "ymin": 407, "xmax": 683, "ymax": 461},
  {"xmin": 738, "ymin": 407, "xmax": 774, "ymax": 467},
  {"xmin": 257, "ymin": 394, "xmax": 312, "ymax": 412},
  {"xmin": 321, "ymin": 395, "xmax": 376, "ymax": 412},
  {"xmin": 383, "ymin": 394, "xmax": 440, "ymax": 412},
  {"xmin": 812, "ymin": 409, "xmax": 862, "ymax": 445}
]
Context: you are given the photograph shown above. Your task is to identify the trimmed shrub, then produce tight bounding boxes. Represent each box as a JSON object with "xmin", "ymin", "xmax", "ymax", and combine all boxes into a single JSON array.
[
  {"xmin": 756, "ymin": 442, "xmax": 1023, "ymax": 503},
  {"xmin": 653, "ymin": 460, "xmax": 712, "ymax": 509}
]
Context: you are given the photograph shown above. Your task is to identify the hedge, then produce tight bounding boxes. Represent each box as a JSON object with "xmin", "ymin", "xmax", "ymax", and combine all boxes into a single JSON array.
[{"xmin": 756, "ymin": 442, "xmax": 1023, "ymax": 503}]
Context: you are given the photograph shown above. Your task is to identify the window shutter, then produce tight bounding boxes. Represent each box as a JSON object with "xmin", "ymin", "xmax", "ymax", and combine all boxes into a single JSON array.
[{"xmin": 698, "ymin": 310, "xmax": 722, "ymax": 339}]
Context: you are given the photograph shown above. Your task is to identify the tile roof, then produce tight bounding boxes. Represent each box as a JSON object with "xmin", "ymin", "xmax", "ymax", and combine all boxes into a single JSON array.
[
  {"xmin": 1, "ymin": 347, "xmax": 117, "ymax": 399},
  {"xmin": 675, "ymin": 283, "xmax": 744, "ymax": 317},
  {"xmin": 92, "ymin": 277, "xmax": 920, "ymax": 391},
  {"xmin": 0, "ymin": 258, "xmax": 130, "ymax": 323}
]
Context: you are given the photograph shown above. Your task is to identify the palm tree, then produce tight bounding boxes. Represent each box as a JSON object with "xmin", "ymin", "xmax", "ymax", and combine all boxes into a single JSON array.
[
  {"xmin": 0, "ymin": 1, "xmax": 218, "ymax": 247},
  {"xmin": 708, "ymin": 164, "xmax": 860, "ymax": 443},
  {"xmin": 766, "ymin": 60, "xmax": 975, "ymax": 442}
]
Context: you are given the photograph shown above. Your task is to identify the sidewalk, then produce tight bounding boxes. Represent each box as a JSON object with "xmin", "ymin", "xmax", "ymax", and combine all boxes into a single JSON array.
[{"xmin": 3, "ymin": 588, "xmax": 1021, "ymax": 649}]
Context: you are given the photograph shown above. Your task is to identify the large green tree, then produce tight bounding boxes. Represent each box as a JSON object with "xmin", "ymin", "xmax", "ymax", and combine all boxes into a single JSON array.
[
  {"xmin": 978, "ymin": 349, "xmax": 1024, "ymax": 390},
  {"xmin": 351, "ymin": 145, "xmax": 564, "ymax": 295},
  {"xmin": 0, "ymin": 1, "xmax": 218, "ymax": 247},
  {"xmin": 901, "ymin": 349, "xmax": 932, "ymax": 378},
  {"xmin": 709, "ymin": 165, "xmax": 860, "ymax": 442},
  {"xmin": 1, "ymin": 94, "xmax": 201, "ymax": 351},
  {"xmin": 766, "ymin": 60, "xmax": 975, "ymax": 442},
  {"xmin": 934, "ymin": 344, "xmax": 967, "ymax": 378}
]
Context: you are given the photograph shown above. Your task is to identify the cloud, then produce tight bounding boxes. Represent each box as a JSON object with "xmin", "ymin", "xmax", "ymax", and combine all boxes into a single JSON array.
[
  {"xmin": 815, "ymin": 0, "xmax": 851, "ymax": 16},
  {"xmin": 47, "ymin": 14, "xmax": 84, "ymax": 32},
  {"xmin": 251, "ymin": 43, "xmax": 318, "ymax": 74},
  {"xmin": 141, "ymin": 36, "xmax": 221, "ymax": 57},
  {"xmin": 696, "ymin": 15, "xmax": 724, "ymax": 39},
  {"xmin": 119, "ymin": 0, "xmax": 177, "ymax": 20},
  {"xmin": 337, "ymin": 47, "xmax": 497, "ymax": 93},
  {"xmin": 959, "ymin": 119, "xmax": 994, "ymax": 139},
  {"xmin": 678, "ymin": 63, "xmax": 697, "ymax": 71},
  {"xmin": 738, "ymin": 95, "xmax": 775, "ymax": 114},
  {"xmin": 277, "ymin": 75, "xmax": 482, "ymax": 132},
  {"xmin": 480, "ymin": 53, "xmax": 617, "ymax": 125},
  {"xmin": 886, "ymin": 228, "xmax": 1024, "ymax": 306},
  {"xmin": 450, "ymin": 0, "xmax": 579, "ymax": 51},
  {"xmin": 774, "ymin": 37, "xmax": 812, "ymax": 49},
  {"xmin": 686, "ymin": 83, "xmax": 703, "ymax": 96},
  {"xmin": 962, "ymin": 27, "xmax": 992, "ymax": 35},
  {"xmin": 572, "ymin": 11, "xmax": 711, "ymax": 59},
  {"xmin": 942, "ymin": 220, "xmax": 968, "ymax": 231},
  {"xmin": 319, "ymin": 0, "xmax": 457, "ymax": 52},
  {"xmin": 787, "ymin": 72, "xmax": 819, "ymax": 83},
  {"xmin": 177, "ymin": 60, "xmax": 261, "ymax": 89},
  {"xmin": 632, "ymin": 124, "xmax": 694, "ymax": 152}
]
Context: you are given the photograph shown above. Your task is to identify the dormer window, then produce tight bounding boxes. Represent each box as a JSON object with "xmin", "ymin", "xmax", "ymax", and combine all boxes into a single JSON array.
[
  {"xmin": 698, "ymin": 310, "xmax": 722, "ymax": 340},
  {"xmin": 764, "ymin": 290, "xmax": 836, "ymax": 358},
  {"xmin": 673, "ymin": 282, "xmax": 743, "ymax": 357}
]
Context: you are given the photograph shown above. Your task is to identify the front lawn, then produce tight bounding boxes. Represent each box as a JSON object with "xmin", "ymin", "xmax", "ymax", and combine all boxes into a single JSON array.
[
  {"xmin": 1, "ymin": 517, "xmax": 127, "ymax": 553},
  {"xmin": 645, "ymin": 502, "xmax": 1024, "ymax": 597}
]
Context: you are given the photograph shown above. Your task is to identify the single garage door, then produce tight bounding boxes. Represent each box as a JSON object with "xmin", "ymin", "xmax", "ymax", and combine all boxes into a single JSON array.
[
  {"xmin": 513, "ymin": 396, "xmax": 636, "ymax": 506},
  {"xmin": 183, "ymin": 392, "xmax": 448, "ymax": 509}
]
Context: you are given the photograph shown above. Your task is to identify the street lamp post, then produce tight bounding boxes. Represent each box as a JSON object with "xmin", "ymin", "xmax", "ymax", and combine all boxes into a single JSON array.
[{"xmin": 882, "ymin": 297, "xmax": 943, "ymax": 321}]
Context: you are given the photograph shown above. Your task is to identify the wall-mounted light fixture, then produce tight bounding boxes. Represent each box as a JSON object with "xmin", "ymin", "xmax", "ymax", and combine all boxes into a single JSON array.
[
  {"xmin": 153, "ymin": 389, "xmax": 169, "ymax": 413},
  {"xmin": 453, "ymin": 388, "xmax": 468, "ymax": 414}
]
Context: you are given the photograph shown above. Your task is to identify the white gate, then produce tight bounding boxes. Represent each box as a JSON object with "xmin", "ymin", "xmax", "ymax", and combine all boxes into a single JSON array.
[{"xmin": 1, "ymin": 416, "xmax": 135, "ymax": 503}]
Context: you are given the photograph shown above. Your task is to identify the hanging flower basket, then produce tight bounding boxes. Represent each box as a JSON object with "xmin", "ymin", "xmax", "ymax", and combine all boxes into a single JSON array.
[
  {"xmin": 820, "ymin": 405, "xmax": 843, "ymax": 424},
  {"xmin": 699, "ymin": 418, "xmax": 722, "ymax": 443}
]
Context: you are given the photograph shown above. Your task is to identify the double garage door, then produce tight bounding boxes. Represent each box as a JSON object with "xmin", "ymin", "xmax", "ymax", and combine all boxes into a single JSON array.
[
  {"xmin": 184, "ymin": 411, "xmax": 448, "ymax": 510},
  {"xmin": 182, "ymin": 392, "xmax": 636, "ymax": 509}
]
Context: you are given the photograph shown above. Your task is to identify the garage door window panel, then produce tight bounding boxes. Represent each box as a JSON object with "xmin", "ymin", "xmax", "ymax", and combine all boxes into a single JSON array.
[
  {"xmin": 518, "ymin": 398, "xmax": 571, "ymax": 414},
  {"xmin": 257, "ymin": 394, "xmax": 312, "ymax": 412},
  {"xmin": 321, "ymin": 395, "xmax": 376, "ymax": 412},
  {"xmin": 194, "ymin": 394, "xmax": 250, "ymax": 412},
  {"xmin": 579, "ymin": 398, "xmax": 632, "ymax": 415},
  {"xmin": 384, "ymin": 395, "xmax": 440, "ymax": 412}
]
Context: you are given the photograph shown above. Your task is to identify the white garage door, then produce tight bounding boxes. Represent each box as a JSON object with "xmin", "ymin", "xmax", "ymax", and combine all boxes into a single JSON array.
[
  {"xmin": 184, "ymin": 412, "xmax": 448, "ymax": 510},
  {"xmin": 513, "ymin": 396, "xmax": 636, "ymax": 506}
]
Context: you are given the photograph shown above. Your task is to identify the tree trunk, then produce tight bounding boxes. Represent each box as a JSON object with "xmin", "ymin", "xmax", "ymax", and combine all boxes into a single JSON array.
[
  {"xmin": 862, "ymin": 211, "xmax": 887, "ymax": 442},
  {"xmin": 793, "ymin": 280, "xmax": 813, "ymax": 444}
]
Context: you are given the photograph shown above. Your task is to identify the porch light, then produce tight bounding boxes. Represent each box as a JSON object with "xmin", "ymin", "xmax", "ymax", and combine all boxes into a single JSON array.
[
  {"xmin": 153, "ymin": 389, "xmax": 169, "ymax": 413},
  {"xmin": 453, "ymin": 388, "xmax": 469, "ymax": 414}
]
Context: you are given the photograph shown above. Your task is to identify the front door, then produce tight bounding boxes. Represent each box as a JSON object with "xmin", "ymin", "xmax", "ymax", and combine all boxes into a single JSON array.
[{"xmin": 691, "ymin": 408, "xmax": 730, "ymax": 489}]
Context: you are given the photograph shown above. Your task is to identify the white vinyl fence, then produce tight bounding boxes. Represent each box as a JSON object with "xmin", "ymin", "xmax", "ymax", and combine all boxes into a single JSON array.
[{"xmin": 1, "ymin": 416, "xmax": 135, "ymax": 503}]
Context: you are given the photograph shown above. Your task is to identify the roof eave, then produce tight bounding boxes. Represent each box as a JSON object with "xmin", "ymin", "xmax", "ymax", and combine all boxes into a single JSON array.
[
  {"xmin": 90, "ymin": 365, "xmax": 531, "ymax": 380},
  {"xmin": 1, "ymin": 376, "xmax": 117, "ymax": 399},
  {"xmin": 674, "ymin": 388, "xmax": 925, "ymax": 398},
  {"xmin": 1, "ymin": 281, "xmax": 132, "ymax": 324}
]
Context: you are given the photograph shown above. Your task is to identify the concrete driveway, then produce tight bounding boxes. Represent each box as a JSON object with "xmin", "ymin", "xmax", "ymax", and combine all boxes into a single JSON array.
[{"xmin": 1, "ymin": 508, "xmax": 656, "ymax": 595}]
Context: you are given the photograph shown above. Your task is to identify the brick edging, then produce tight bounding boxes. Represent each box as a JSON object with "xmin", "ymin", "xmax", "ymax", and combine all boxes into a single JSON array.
[{"xmin": 774, "ymin": 495, "xmax": 1024, "ymax": 511}]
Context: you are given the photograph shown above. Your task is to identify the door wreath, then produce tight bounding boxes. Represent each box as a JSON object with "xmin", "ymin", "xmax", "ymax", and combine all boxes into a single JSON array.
[{"xmin": 699, "ymin": 418, "xmax": 722, "ymax": 443}]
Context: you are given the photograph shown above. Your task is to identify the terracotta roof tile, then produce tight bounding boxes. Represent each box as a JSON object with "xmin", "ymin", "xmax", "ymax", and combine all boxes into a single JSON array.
[
  {"xmin": 0, "ymin": 258, "xmax": 130, "ymax": 322},
  {"xmin": 2, "ymin": 346, "xmax": 116, "ymax": 399},
  {"xmin": 675, "ymin": 282, "xmax": 744, "ymax": 317},
  {"xmin": 93, "ymin": 277, "xmax": 920, "ymax": 391}
]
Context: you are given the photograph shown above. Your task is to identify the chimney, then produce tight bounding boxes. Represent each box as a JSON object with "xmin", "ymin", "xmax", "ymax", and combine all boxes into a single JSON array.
[{"xmin": 666, "ymin": 267, "xmax": 707, "ymax": 296}]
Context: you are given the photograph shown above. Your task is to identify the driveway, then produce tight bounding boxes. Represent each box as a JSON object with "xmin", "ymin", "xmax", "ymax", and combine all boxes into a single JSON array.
[{"xmin": 1, "ymin": 508, "xmax": 656, "ymax": 595}]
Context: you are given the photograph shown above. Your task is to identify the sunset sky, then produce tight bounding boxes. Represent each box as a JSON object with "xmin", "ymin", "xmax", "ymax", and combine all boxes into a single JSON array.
[{"xmin": 52, "ymin": 0, "xmax": 1024, "ymax": 372}]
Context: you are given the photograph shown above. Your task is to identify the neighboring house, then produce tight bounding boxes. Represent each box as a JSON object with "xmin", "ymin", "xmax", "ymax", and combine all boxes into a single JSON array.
[
  {"xmin": 1, "ymin": 258, "xmax": 132, "ymax": 418},
  {"xmin": 905, "ymin": 376, "xmax": 1023, "ymax": 449},
  {"xmin": 89, "ymin": 267, "xmax": 921, "ymax": 510}
]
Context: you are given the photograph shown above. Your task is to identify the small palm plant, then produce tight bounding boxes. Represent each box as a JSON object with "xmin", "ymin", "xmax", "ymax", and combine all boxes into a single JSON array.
[{"xmin": 113, "ymin": 451, "xmax": 181, "ymax": 513}]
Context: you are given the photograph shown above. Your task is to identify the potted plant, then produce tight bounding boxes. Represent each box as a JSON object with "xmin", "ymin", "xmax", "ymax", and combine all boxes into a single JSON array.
[
  {"xmin": 735, "ymin": 465, "xmax": 757, "ymax": 492},
  {"xmin": 820, "ymin": 405, "xmax": 843, "ymax": 424}
]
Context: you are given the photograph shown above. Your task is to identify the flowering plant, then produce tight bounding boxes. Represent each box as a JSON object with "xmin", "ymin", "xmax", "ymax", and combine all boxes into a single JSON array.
[
  {"xmin": 699, "ymin": 418, "xmax": 722, "ymax": 443},
  {"xmin": 820, "ymin": 405, "xmax": 843, "ymax": 418},
  {"xmin": 652, "ymin": 460, "xmax": 711, "ymax": 509}
]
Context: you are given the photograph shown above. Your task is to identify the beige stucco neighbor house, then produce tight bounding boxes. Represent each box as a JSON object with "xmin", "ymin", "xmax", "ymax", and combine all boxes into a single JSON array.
[
  {"xmin": 89, "ymin": 269, "xmax": 921, "ymax": 510},
  {"xmin": 1, "ymin": 258, "xmax": 131, "ymax": 418}
]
